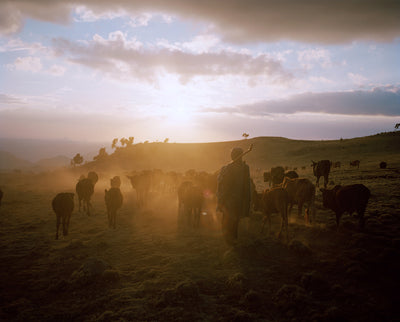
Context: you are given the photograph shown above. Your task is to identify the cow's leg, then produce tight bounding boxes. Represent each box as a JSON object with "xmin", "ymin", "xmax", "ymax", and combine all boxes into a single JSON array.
[
  {"xmin": 87, "ymin": 200, "xmax": 91, "ymax": 216},
  {"xmin": 316, "ymin": 176, "xmax": 320, "ymax": 187},
  {"xmin": 357, "ymin": 207, "xmax": 366, "ymax": 228},
  {"xmin": 65, "ymin": 214, "xmax": 71, "ymax": 236},
  {"xmin": 193, "ymin": 208, "xmax": 199, "ymax": 228},
  {"xmin": 335, "ymin": 211, "xmax": 343, "ymax": 228},
  {"xmin": 324, "ymin": 175, "xmax": 328, "ymax": 188},
  {"xmin": 56, "ymin": 215, "xmax": 60, "ymax": 240},
  {"xmin": 280, "ymin": 206, "xmax": 288, "ymax": 242},
  {"xmin": 78, "ymin": 198, "xmax": 82, "ymax": 212},
  {"xmin": 297, "ymin": 202, "xmax": 303, "ymax": 218},
  {"xmin": 261, "ymin": 211, "xmax": 271, "ymax": 235},
  {"xmin": 288, "ymin": 202, "xmax": 293, "ymax": 218},
  {"xmin": 62, "ymin": 216, "xmax": 67, "ymax": 236},
  {"xmin": 112, "ymin": 210, "xmax": 116, "ymax": 229}
]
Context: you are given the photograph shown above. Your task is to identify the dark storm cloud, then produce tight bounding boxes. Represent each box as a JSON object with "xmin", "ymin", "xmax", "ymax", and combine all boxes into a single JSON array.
[
  {"xmin": 1, "ymin": 1, "xmax": 399, "ymax": 43},
  {"xmin": 203, "ymin": 86, "xmax": 400, "ymax": 116}
]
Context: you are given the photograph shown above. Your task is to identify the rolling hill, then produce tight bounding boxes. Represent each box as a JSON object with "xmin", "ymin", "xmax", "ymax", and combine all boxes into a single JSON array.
[{"xmin": 80, "ymin": 131, "xmax": 400, "ymax": 173}]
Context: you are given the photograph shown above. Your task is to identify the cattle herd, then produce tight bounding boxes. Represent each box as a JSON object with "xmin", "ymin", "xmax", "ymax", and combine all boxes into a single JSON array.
[
  {"xmin": 46, "ymin": 157, "xmax": 382, "ymax": 242},
  {"xmin": 53, "ymin": 159, "xmax": 374, "ymax": 240}
]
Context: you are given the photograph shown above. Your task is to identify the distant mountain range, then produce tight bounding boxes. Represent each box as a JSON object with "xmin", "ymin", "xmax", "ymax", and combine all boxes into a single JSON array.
[
  {"xmin": 0, "ymin": 137, "xmax": 108, "ymax": 162},
  {"xmin": 0, "ymin": 150, "xmax": 72, "ymax": 171}
]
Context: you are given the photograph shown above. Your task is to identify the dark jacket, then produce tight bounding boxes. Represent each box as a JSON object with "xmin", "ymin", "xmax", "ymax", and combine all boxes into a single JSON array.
[{"xmin": 217, "ymin": 160, "xmax": 251, "ymax": 218}]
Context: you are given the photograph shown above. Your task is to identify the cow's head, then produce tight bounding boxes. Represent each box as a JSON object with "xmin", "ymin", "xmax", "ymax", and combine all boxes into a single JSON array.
[{"xmin": 320, "ymin": 185, "xmax": 341, "ymax": 209}]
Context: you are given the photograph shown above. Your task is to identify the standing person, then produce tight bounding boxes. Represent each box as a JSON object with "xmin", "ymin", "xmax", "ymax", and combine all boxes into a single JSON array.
[{"xmin": 217, "ymin": 147, "xmax": 251, "ymax": 246}]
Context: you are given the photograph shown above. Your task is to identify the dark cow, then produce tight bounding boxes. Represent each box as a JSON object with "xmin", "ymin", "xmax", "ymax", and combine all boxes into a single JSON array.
[
  {"xmin": 263, "ymin": 171, "xmax": 271, "ymax": 185},
  {"xmin": 110, "ymin": 176, "xmax": 121, "ymax": 188},
  {"xmin": 76, "ymin": 178, "xmax": 94, "ymax": 215},
  {"xmin": 282, "ymin": 177, "xmax": 316, "ymax": 224},
  {"xmin": 332, "ymin": 161, "xmax": 341, "ymax": 169},
  {"xmin": 349, "ymin": 160, "xmax": 360, "ymax": 169},
  {"xmin": 0, "ymin": 188, "xmax": 3, "ymax": 207},
  {"xmin": 254, "ymin": 187, "xmax": 289, "ymax": 241},
  {"xmin": 263, "ymin": 167, "xmax": 285, "ymax": 187},
  {"xmin": 127, "ymin": 171, "xmax": 151, "ymax": 208},
  {"xmin": 87, "ymin": 171, "xmax": 99, "ymax": 185},
  {"xmin": 271, "ymin": 166, "xmax": 285, "ymax": 187},
  {"xmin": 320, "ymin": 184, "xmax": 370, "ymax": 228},
  {"xmin": 284, "ymin": 170, "xmax": 299, "ymax": 179},
  {"xmin": 52, "ymin": 193, "xmax": 74, "ymax": 240},
  {"xmin": 379, "ymin": 161, "xmax": 387, "ymax": 169},
  {"xmin": 177, "ymin": 181, "xmax": 203, "ymax": 228},
  {"xmin": 311, "ymin": 160, "xmax": 331, "ymax": 188},
  {"xmin": 105, "ymin": 188, "xmax": 123, "ymax": 229}
]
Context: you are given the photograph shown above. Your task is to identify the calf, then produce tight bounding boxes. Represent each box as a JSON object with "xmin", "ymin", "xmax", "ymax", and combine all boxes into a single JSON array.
[
  {"xmin": 76, "ymin": 178, "xmax": 94, "ymax": 215},
  {"xmin": 105, "ymin": 188, "xmax": 123, "ymax": 229},
  {"xmin": 320, "ymin": 184, "xmax": 370, "ymax": 228},
  {"xmin": 254, "ymin": 187, "xmax": 289, "ymax": 241},
  {"xmin": 52, "ymin": 193, "xmax": 74, "ymax": 240},
  {"xmin": 333, "ymin": 161, "xmax": 341, "ymax": 169},
  {"xmin": 379, "ymin": 161, "xmax": 387, "ymax": 169},
  {"xmin": 311, "ymin": 160, "xmax": 331, "ymax": 188},
  {"xmin": 282, "ymin": 177, "xmax": 316, "ymax": 224}
]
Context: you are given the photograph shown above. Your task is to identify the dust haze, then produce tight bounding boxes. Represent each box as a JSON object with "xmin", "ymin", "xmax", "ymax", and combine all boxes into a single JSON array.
[{"xmin": 1, "ymin": 133, "xmax": 400, "ymax": 321}]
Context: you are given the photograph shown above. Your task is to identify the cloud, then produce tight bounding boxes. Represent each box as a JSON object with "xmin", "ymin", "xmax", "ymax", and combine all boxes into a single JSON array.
[
  {"xmin": 1, "ymin": 1, "xmax": 399, "ymax": 43},
  {"xmin": 203, "ymin": 86, "xmax": 400, "ymax": 117},
  {"xmin": 0, "ymin": 93, "xmax": 26, "ymax": 106},
  {"xmin": 297, "ymin": 48, "xmax": 332, "ymax": 70},
  {"xmin": 10, "ymin": 56, "xmax": 43, "ymax": 73},
  {"xmin": 51, "ymin": 32, "xmax": 293, "ymax": 84},
  {"xmin": 48, "ymin": 64, "xmax": 66, "ymax": 76},
  {"xmin": 348, "ymin": 72, "xmax": 369, "ymax": 86},
  {"xmin": 0, "ymin": 38, "xmax": 48, "ymax": 55}
]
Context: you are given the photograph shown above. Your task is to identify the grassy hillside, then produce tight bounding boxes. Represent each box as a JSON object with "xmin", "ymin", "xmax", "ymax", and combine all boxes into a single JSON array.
[{"xmin": 81, "ymin": 131, "xmax": 400, "ymax": 174}]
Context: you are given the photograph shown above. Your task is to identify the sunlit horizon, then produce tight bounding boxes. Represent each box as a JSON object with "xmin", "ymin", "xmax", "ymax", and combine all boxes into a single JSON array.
[{"xmin": 0, "ymin": 1, "xmax": 399, "ymax": 144}]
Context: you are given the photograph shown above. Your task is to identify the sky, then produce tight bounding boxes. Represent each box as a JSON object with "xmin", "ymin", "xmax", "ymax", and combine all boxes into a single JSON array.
[{"xmin": 0, "ymin": 0, "xmax": 399, "ymax": 144}]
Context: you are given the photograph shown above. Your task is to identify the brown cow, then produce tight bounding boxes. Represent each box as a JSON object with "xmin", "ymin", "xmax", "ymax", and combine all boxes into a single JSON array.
[
  {"xmin": 52, "ymin": 193, "xmax": 74, "ymax": 240},
  {"xmin": 282, "ymin": 177, "xmax": 316, "ymax": 224},
  {"xmin": 263, "ymin": 167, "xmax": 286, "ymax": 187},
  {"xmin": 320, "ymin": 184, "xmax": 370, "ymax": 228},
  {"xmin": 311, "ymin": 160, "xmax": 331, "ymax": 188},
  {"xmin": 87, "ymin": 171, "xmax": 99, "ymax": 185},
  {"xmin": 284, "ymin": 170, "xmax": 299, "ymax": 179},
  {"xmin": 254, "ymin": 187, "xmax": 289, "ymax": 241},
  {"xmin": 263, "ymin": 171, "xmax": 271, "ymax": 185},
  {"xmin": 177, "ymin": 181, "xmax": 203, "ymax": 228},
  {"xmin": 127, "ymin": 171, "xmax": 152, "ymax": 208},
  {"xmin": 105, "ymin": 187, "xmax": 123, "ymax": 229},
  {"xmin": 110, "ymin": 176, "xmax": 121, "ymax": 188},
  {"xmin": 76, "ymin": 178, "xmax": 94, "ymax": 215},
  {"xmin": 349, "ymin": 160, "xmax": 360, "ymax": 168}
]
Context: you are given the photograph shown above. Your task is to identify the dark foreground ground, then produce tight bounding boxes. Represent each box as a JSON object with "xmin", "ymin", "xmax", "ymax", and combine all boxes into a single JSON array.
[{"xmin": 0, "ymin": 165, "xmax": 400, "ymax": 321}]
